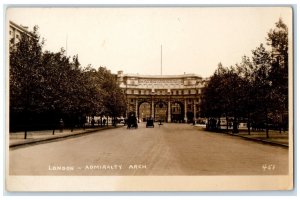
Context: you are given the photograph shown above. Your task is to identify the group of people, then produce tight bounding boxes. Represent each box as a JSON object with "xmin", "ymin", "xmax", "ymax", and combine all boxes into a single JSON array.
[{"xmin": 90, "ymin": 118, "xmax": 107, "ymax": 127}]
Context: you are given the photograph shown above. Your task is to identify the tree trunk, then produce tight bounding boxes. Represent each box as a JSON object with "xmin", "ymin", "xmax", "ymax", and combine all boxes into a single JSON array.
[
  {"xmin": 247, "ymin": 123, "xmax": 251, "ymax": 135},
  {"xmin": 71, "ymin": 117, "xmax": 74, "ymax": 132},
  {"xmin": 279, "ymin": 122, "xmax": 282, "ymax": 134},
  {"xmin": 83, "ymin": 116, "xmax": 85, "ymax": 130},
  {"xmin": 226, "ymin": 115, "xmax": 228, "ymax": 131},
  {"xmin": 24, "ymin": 108, "xmax": 28, "ymax": 139},
  {"xmin": 247, "ymin": 113, "xmax": 251, "ymax": 135},
  {"xmin": 265, "ymin": 112, "xmax": 269, "ymax": 138},
  {"xmin": 24, "ymin": 114, "xmax": 28, "ymax": 139},
  {"xmin": 232, "ymin": 116, "xmax": 239, "ymax": 134},
  {"xmin": 279, "ymin": 113, "xmax": 284, "ymax": 134}
]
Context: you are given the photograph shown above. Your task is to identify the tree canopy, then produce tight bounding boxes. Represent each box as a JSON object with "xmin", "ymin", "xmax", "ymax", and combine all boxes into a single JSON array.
[
  {"xmin": 199, "ymin": 18, "xmax": 289, "ymax": 137},
  {"xmin": 9, "ymin": 27, "xmax": 126, "ymax": 132}
]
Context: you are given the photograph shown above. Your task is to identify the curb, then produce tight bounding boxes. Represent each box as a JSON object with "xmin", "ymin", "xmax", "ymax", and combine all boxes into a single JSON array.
[
  {"xmin": 232, "ymin": 134, "xmax": 289, "ymax": 148},
  {"xmin": 194, "ymin": 126, "xmax": 289, "ymax": 148},
  {"xmin": 9, "ymin": 126, "xmax": 122, "ymax": 149},
  {"xmin": 222, "ymin": 131, "xmax": 289, "ymax": 148}
]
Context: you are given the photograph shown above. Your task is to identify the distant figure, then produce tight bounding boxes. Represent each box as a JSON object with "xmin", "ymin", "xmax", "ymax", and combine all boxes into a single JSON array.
[
  {"xmin": 159, "ymin": 119, "xmax": 162, "ymax": 126},
  {"xmin": 91, "ymin": 118, "xmax": 95, "ymax": 127},
  {"xmin": 103, "ymin": 119, "xmax": 106, "ymax": 127},
  {"xmin": 59, "ymin": 118, "xmax": 64, "ymax": 132}
]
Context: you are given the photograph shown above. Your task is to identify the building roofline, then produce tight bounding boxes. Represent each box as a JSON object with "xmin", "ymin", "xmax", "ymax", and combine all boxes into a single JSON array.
[
  {"xmin": 122, "ymin": 73, "xmax": 202, "ymax": 79},
  {"xmin": 9, "ymin": 20, "xmax": 35, "ymax": 37}
]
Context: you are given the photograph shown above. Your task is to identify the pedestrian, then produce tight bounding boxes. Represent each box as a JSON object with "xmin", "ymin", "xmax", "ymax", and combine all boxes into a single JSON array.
[
  {"xmin": 91, "ymin": 118, "xmax": 95, "ymax": 127},
  {"xmin": 59, "ymin": 118, "xmax": 64, "ymax": 133},
  {"xmin": 217, "ymin": 120, "xmax": 221, "ymax": 130}
]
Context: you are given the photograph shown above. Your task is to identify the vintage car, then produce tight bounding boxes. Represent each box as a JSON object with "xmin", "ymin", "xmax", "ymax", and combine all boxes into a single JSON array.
[
  {"xmin": 146, "ymin": 119, "xmax": 154, "ymax": 128},
  {"xmin": 127, "ymin": 115, "xmax": 138, "ymax": 129}
]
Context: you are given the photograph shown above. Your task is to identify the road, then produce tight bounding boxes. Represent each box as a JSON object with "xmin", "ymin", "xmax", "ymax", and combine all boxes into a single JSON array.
[{"xmin": 9, "ymin": 123, "xmax": 289, "ymax": 175}]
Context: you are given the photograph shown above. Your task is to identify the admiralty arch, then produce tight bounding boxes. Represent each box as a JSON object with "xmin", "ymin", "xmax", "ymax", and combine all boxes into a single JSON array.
[{"xmin": 117, "ymin": 71, "xmax": 207, "ymax": 123}]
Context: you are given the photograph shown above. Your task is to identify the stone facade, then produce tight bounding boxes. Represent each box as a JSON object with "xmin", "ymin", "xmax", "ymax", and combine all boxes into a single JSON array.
[
  {"xmin": 9, "ymin": 21, "xmax": 34, "ymax": 50},
  {"xmin": 117, "ymin": 71, "xmax": 206, "ymax": 123}
]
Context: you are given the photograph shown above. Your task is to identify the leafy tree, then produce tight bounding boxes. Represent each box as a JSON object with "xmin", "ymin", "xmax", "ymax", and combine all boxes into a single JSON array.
[
  {"xmin": 267, "ymin": 18, "xmax": 288, "ymax": 70},
  {"xmin": 267, "ymin": 18, "xmax": 289, "ymax": 132},
  {"xmin": 80, "ymin": 65, "xmax": 105, "ymax": 124},
  {"xmin": 10, "ymin": 25, "xmax": 128, "ymax": 137},
  {"xmin": 220, "ymin": 67, "xmax": 246, "ymax": 133},
  {"xmin": 40, "ymin": 50, "xmax": 84, "ymax": 132},
  {"xmin": 200, "ymin": 63, "xmax": 246, "ymax": 133},
  {"xmin": 95, "ymin": 67, "xmax": 126, "ymax": 126},
  {"xmin": 10, "ymin": 26, "xmax": 44, "ymax": 138},
  {"xmin": 199, "ymin": 18, "xmax": 289, "ymax": 138},
  {"xmin": 251, "ymin": 44, "xmax": 273, "ymax": 138},
  {"xmin": 235, "ymin": 56, "xmax": 255, "ymax": 134}
]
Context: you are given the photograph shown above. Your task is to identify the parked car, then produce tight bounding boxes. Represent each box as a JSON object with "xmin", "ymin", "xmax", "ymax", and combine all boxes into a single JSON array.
[{"xmin": 146, "ymin": 119, "xmax": 154, "ymax": 128}]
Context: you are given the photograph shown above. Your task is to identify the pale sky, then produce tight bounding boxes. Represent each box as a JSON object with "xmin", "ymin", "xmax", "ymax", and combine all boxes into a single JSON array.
[{"xmin": 7, "ymin": 7, "xmax": 292, "ymax": 77}]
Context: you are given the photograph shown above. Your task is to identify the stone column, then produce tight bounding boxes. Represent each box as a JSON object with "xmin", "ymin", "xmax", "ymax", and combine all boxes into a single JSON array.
[
  {"xmin": 198, "ymin": 97, "xmax": 201, "ymax": 116},
  {"xmin": 193, "ymin": 100, "xmax": 197, "ymax": 121},
  {"xmin": 126, "ymin": 101, "xmax": 129, "ymax": 118},
  {"xmin": 184, "ymin": 98, "xmax": 187, "ymax": 123},
  {"xmin": 168, "ymin": 100, "xmax": 171, "ymax": 123},
  {"xmin": 135, "ymin": 99, "xmax": 138, "ymax": 118},
  {"xmin": 151, "ymin": 99, "xmax": 154, "ymax": 119}
]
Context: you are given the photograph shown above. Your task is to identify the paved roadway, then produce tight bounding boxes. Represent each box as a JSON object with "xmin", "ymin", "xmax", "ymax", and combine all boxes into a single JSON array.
[{"xmin": 9, "ymin": 123, "xmax": 289, "ymax": 176}]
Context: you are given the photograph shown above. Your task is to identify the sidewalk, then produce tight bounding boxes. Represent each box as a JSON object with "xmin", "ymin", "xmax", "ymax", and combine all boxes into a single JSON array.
[
  {"xmin": 194, "ymin": 125, "xmax": 289, "ymax": 148},
  {"xmin": 233, "ymin": 130, "xmax": 289, "ymax": 147},
  {"xmin": 9, "ymin": 125, "xmax": 124, "ymax": 148}
]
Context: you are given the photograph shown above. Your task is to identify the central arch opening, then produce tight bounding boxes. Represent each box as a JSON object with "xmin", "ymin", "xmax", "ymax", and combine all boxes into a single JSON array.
[
  {"xmin": 154, "ymin": 101, "xmax": 167, "ymax": 122},
  {"xmin": 171, "ymin": 102, "xmax": 184, "ymax": 123}
]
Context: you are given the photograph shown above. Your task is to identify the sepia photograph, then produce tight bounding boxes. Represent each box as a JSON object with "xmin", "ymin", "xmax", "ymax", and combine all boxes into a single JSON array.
[{"xmin": 5, "ymin": 6, "xmax": 293, "ymax": 191}]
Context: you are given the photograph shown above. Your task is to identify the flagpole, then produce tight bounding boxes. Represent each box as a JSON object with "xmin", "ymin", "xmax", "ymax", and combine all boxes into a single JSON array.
[
  {"xmin": 66, "ymin": 34, "xmax": 68, "ymax": 57},
  {"xmin": 161, "ymin": 44, "xmax": 162, "ymax": 75}
]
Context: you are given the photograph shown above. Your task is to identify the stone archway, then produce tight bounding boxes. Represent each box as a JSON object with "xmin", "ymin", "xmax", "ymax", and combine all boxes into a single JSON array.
[
  {"xmin": 154, "ymin": 101, "xmax": 168, "ymax": 122},
  {"xmin": 138, "ymin": 102, "xmax": 151, "ymax": 122},
  {"xmin": 171, "ymin": 102, "xmax": 184, "ymax": 123}
]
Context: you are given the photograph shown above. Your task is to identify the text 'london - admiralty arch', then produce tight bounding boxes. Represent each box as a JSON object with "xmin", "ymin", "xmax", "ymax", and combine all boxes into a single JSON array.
[{"xmin": 117, "ymin": 71, "xmax": 208, "ymax": 123}]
